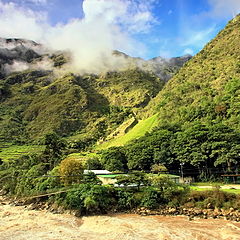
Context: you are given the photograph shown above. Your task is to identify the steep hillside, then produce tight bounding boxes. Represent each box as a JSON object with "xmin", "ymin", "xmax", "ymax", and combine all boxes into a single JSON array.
[
  {"xmin": 145, "ymin": 15, "xmax": 240, "ymax": 130},
  {"xmin": 93, "ymin": 15, "xmax": 240, "ymax": 176},
  {"xmin": 0, "ymin": 69, "xmax": 159, "ymax": 142},
  {"xmin": 96, "ymin": 114, "xmax": 159, "ymax": 149},
  {"xmin": 0, "ymin": 39, "xmax": 190, "ymax": 144}
]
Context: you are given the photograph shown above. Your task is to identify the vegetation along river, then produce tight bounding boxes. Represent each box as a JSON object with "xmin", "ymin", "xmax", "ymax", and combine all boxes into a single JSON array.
[{"xmin": 1, "ymin": 199, "xmax": 240, "ymax": 240}]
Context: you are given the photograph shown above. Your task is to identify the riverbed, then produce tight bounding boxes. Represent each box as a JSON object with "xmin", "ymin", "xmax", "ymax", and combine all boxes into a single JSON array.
[{"xmin": 1, "ymin": 201, "xmax": 240, "ymax": 240}]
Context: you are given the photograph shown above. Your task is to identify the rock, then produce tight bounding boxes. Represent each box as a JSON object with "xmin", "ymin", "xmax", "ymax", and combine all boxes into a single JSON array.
[
  {"xmin": 207, "ymin": 203, "xmax": 213, "ymax": 209},
  {"xmin": 73, "ymin": 210, "xmax": 82, "ymax": 217},
  {"xmin": 27, "ymin": 203, "xmax": 39, "ymax": 210},
  {"xmin": 168, "ymin": 208, "xmax": 177, "ymax": 214},
  {"xmin": 188, "ymin": 215, "xmax": 194, "ymax": 221}
]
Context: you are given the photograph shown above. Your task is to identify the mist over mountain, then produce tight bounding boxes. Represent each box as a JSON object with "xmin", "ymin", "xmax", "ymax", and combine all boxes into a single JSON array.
[
  {"xmin": 0, "ymin": 38, "xmax": 191, "ymax": 77},
  {"xmin": 113, "ymin": 50, "xmax": 192, "ymax": 81},
  {"xmin": 0, "ymin": 37, "xmax": 190, "ymax": 143}
]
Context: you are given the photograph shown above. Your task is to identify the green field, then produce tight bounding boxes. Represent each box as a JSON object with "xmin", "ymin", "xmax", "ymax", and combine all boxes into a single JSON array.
[
  {"xmin": 190, "ymin": 185, "xmax": 240, "ymax": 194},
  {"xmin": 0, "ymin": 145, "xmax": 45, "ymax": 162},
  {"xmin": 96, "ymin": 114, "xmax": 159, "ymax": 150}
]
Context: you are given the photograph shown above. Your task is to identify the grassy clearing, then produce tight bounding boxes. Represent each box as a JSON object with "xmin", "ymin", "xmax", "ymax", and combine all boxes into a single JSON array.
[
  {"xmin": 190, "ymin": 186, "xmax": 213, "ymax": 191},
  {"xmin": 0, "ymin": 145, "xmax": 45, "ymax": 162},
  {"xmin": 192, "ymin": 182, "xmax": 223, "ymax": 186},
  {"xmin": 190, "ymin": 186, "xmax": 240, "ymax": 194},
  {"xmin": 221, "ymin": 189, "xmax": 240, "ymax": 194},
  {"xmin": 96, "ymin": 114, "xmax": 159, "ymax": 150}
]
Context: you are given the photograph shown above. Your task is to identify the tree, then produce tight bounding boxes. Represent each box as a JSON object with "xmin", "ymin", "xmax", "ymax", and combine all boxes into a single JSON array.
[
  {"xmin": 100, "ymin": 147, "xmax": 127, "ymax": 171},
  {"xmin": 84, "ymin": 157, "xmax": 102, "ymax": 170},
  {"xmin": 83, "ymin": 172, "xmax": 102, "ymax": 185},
  {"xmin": 59, "ymin": 157, "xmax": 84, "ymax": 186},
  {"xmin": 126, "ymin": 143, "xmax": 154, "ymax": 170},
  {"xmin": 208, "ymin": 123, "xmax": 240, "ymax": 171},
  {"xmin": 126, "ymin": 128, "xmax": 175, "ymax": 171},
  {"xmin": 147, "ymin": 174, "xmax": 189, "ymax": 206},
  {"xmin": 43, "ymin": 133, "xmax": 67, "ymax": 169},
  {"xmin": 172, "ymin": 122, "xmax": 240, "ymax": 179},
  {"xmin": 151, "ymin": 164, "xmax": 168, "ymax": 173}
]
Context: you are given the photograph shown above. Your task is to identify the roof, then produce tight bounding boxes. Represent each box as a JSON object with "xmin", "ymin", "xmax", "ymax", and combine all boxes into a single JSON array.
[
  {"xmin": 98, "ymin": 174, "xmax": 121, "ymax": 178},
  {"xmin": 84, "ymin": 170, "xmax": 112, "ymax": 175}
]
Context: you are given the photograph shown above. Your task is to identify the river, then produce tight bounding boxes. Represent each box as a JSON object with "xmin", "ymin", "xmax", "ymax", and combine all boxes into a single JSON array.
[{"xmin": 1, "ymin": 200, "xmax": 240, "ymax": 240}]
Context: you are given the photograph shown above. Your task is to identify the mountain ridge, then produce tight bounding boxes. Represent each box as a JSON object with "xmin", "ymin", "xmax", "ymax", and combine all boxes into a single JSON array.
[
  {"xmin": 0, "ymin": 38, "xmax": 190, "ymax": 143},
  {"xmin": 143, "ymin": 14, "xmax": 240, "ymax": 129}
]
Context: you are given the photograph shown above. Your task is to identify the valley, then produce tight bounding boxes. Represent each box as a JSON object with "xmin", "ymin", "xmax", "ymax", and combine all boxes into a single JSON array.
[{"xmin": 1, "ymin": 11, "xmax": 240, "ymax": 232}]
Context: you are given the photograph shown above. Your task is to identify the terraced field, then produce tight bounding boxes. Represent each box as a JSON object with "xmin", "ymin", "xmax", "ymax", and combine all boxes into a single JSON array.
[{"xmin": 0, "ymin": 144, "xmax": 45, "ymax": 162}]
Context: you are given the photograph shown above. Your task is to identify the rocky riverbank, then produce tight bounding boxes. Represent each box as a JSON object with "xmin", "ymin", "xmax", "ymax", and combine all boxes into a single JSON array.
[
  {"xmin": 136, "ymin": 206, "xmax": 240, "ymax": 221},
  {"xmin": 2, "ymin": 195, "xmax": 240, "ymax": 223}
]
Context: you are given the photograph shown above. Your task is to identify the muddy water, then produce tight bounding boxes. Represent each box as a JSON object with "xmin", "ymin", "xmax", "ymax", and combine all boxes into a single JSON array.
[{"xmin": 1, "ymin": 202, "xmax": 240, "ymax": 240}]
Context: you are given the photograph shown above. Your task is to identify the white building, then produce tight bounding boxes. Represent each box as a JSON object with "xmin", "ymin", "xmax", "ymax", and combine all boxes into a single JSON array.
[{"xmin": 83, "ymin": 170, "xmax": 112, "ymax": 175}]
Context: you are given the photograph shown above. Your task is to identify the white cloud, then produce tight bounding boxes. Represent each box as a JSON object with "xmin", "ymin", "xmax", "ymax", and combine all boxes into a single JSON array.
[
  {"xmin": 82, "ymin": 0, "xmax": 157, "ymax": 34},
  {"xmin": 208, "ymin": 0, "xmax": 240, "ymax": 18},
  {"xmin": 25, "ymin": 0, "xmax": 47, "ymax": 4},
  {"xmin": 0, "ymin": 0, "xmax": 158, "ymax": 73},
  {"xmin": 183, "ymin": 48, "xmax": 194, "ymax": 55},
  {"xmin": 3, "ymin": 56, "xmax": 53, "ymax": 74},
  {"xmin": 4, "ymin": 60, "xmax": 29, "ymax": 73},
  {"xmin": 0, "ymin": 2, "xmax": 47, "ymax": 40}
]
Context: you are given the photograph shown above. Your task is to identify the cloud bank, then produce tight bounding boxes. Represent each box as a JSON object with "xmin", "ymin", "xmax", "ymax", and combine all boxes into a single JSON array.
[{"xmin": 0, "ymin": 0, "xmax": 157, "ymax": 73}]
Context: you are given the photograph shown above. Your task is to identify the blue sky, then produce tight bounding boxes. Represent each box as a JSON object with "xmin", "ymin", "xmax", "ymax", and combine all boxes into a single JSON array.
[{"xmin": 0, "ymin": 0, "xmax": 239, "ymax": 59}]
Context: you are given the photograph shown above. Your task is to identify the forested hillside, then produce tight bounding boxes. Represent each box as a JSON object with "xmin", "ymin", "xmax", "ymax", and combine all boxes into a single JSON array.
[
  {"xmin": 147, "ymin": 15, "xmax": 240, "ymax": 128},
  {"xmin": 121, "ymin": 15, "xmax": 240, "ymax": 178},
  {"xmin": 0, "ymin": 39, "xmax": 189, "ymax": 144}
]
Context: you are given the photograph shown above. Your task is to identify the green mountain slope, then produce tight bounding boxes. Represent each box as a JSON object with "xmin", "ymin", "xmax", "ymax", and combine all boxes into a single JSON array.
[
  {"xmin": 0, "ymin": 69, "xmax": 163, "ymax": 143},
  {"xmin": 0, "ymin": 38, "xmax": 190, "ymax": 144},
  {"xmin": 91, "ymin": 15, "xmax": 240, "ymax": 176},
  {"xmin": 96, "ymin": 113, "xmax": 159, "ymax": 149},
  {"xmin": 97, "ymin": 15, "xmax": 240, "ymax": 151},
  {"xmin": 145, "ymin": 15, "xmax": 240, "ymax": 129}
]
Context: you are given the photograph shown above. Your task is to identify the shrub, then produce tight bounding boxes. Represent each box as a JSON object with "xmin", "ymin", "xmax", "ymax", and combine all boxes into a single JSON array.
[
  {"xmin": 187, "ymin": 189, "xmax": 238, "ymax": 209},
  {"xmin": 64, "ymin": 184, "xmax": 115, "ymax": 214},
  {"xmin": 141, "ymin": 187, "xmax": 161, "ymax": 209},
  {"xmin": 84, "ymin": 157, "xmax": 102, "ymax": 170},
  {"xmin": 59, "ymin": 157, "xmax": 84, "ymax": 186},
  {"xmin": 116, "ymin": 189, "xmax": 137, "ymax": 210},
  {"xmin": 35, "ymin": 166, "xmax": 62, "ymax": 192},
  {"xmin": 15, "ymin": 163, "xmax": 46, "ymax": 196},
  {"xmin": 65, "ymin": 185, "xmax": 91, "ymax": 210}
]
